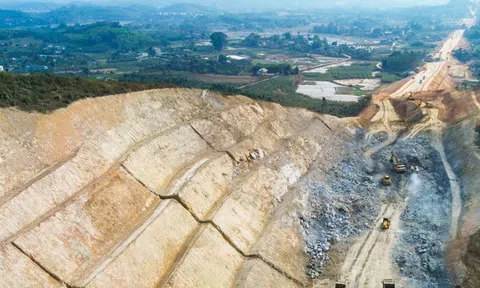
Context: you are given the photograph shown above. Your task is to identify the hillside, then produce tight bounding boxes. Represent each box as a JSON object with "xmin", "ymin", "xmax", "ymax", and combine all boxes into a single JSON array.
[
  {"xmin": 0, "ymin": 9, "xmax": 46, "ymax": 27},
  {"xmin": 159, "ymin": 3, "xmax": 219, "ymax": 14},
  {"xmin": 46, "ymin": 5, "xmax": 158, "ymax": 22},
  {"xmin": 1, "ymin": 26, "xmax": 480, "ymax": 288},
  {"xmin": 0, "ymin": 88, "xmax": 349, "ymax": 287}
]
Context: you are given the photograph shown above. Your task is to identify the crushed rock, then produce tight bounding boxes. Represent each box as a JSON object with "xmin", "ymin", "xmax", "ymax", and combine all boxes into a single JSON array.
[{"xmin": 300, "ymin": 132, "xmax": 454, "ymax": 286}]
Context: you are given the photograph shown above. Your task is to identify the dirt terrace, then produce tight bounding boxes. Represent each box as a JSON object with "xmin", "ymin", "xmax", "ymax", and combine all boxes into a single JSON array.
[{"xmin": 0, "ymin": 88, "xmax": 354, "ymax": 288}]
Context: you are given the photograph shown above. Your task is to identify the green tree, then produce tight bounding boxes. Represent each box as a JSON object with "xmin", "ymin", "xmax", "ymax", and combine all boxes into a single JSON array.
[
  {"xmin": 243, "ymin": 33, "xmax": 261, "ymax": 47},
  {"xmin": 210, "ymin": 32, "xmax": 228, "ymax": 51},
  {"xmin": 218, "ymin": 54, "xmax": 228, "ymax": 64}
]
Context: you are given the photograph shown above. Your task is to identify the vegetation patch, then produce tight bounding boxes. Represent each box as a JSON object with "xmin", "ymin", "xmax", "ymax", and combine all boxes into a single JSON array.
[
  {"xmin": 120, "ymin": 72, "xmax": 368, "ymax": 117},
  {"xmin": 379, "ymin": 72, "xmax": 403, "ymax": 83},
  {"xmin": 0, "ymin": 73, "xmax": 174, "ymax": 112},
  {"xmin": 242, "ymin": 76, "xmax": 370, "ymax": 117},
  {"xmin": 381, "ymin": 51, "xmax": 425, "ymax": 73}
]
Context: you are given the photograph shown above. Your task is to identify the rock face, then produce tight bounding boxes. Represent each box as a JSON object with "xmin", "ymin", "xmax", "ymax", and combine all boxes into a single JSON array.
[{"xmin": 0, "ymin": 88, "xmax": 352, "ymax": 287}]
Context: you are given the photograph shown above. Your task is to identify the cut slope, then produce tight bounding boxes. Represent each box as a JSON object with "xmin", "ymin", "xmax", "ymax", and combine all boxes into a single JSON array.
[{"xmin": 0, "ymin": 88, "xmax": 347, "ymax": 287}]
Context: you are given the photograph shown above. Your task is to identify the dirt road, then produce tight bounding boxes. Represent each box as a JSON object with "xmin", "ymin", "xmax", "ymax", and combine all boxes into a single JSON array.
[
  {"xmin": 391, "ymin": 30, "xmax": 465, "ymax": 99},
  {"xmin": 338, "ymin": 204, "xmax": 404, "ymax": 288},
  {"xmin": 436, "ymin": 140, "xmax": 462, "ymax": 240},
  {"xmin": 333, "ymin": 28, "xmax": 467, "ymax": 287}
]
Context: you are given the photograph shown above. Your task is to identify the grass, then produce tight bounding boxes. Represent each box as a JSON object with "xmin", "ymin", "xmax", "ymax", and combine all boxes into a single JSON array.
[
  {"xmin": 0, "ymin": 73, "xmax": 175, "ymax": 112},
  {"xmin": 0, "ymin": 70, "xmax": 370, "ymax": 118},
  {"xmin": 380, "ymin": 72, "xmax": 403, "ymax": 84},
  {"xmin": 121, "ymin": 72, "xmax": 371, "ymax": 118}
]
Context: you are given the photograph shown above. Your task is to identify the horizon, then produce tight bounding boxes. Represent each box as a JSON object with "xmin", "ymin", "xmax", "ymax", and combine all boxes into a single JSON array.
[{"xmin": 0, "ymin": 0, "xmax": 453, "ymax": 12}]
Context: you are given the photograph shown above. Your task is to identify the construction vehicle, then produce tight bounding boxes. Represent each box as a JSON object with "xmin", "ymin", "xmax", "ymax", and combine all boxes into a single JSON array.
[
  {"xmin": 382, "ymin": 175, "xmax": 392, "ymax": 186},
  {"xmin": 335, "ymin": 282, "xmax": 346, "ymax": 288},
  {"xmin": 382, "ymin": 218, "xmax": 391, "ymax": 229},
  {"xmin": 391, "ymin": 152, "xmax": 407, "ymax": 173},
  {"xmin": 382, "ymin": 279, "xmax": 395, "ymax": 288}
]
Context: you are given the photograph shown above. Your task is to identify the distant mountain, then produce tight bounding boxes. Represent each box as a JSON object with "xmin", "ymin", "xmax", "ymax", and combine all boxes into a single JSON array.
[
  {"xmin": 0, "ymin": 2, "xmax": 61, "ymax": 13},
  {"xmin": 0, "ymin": 9, "xmax": 47, "ymax": 27},
  {"xmin": 159, "ymin": 3, "xmax": 220, "ymax": 14},
  {"xmin": 446, "ymin": 0, "xmax": 476, "ymax": 5},
  {"xmin": 44, "ymin": 5, "xmax": 159, "ymax": 23}
]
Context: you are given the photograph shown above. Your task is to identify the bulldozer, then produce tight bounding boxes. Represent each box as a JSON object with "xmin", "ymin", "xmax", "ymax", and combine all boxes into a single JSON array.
[
  {"xmin": 382, "ymin": 218, "xmax": 391, "ymax": 229},
  {"xmin": 391, "ymin": 152, "xmax": 407, "ymax": 173},
  {"xmin": 382, "ymin": 175, "xmax": 392, "ymax": 186},
  {"xmin": 382, "ymin": 279, "xmax": 395, "ymax": 288}
]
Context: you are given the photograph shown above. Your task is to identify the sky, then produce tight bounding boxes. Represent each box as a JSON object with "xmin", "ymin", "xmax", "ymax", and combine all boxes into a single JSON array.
[{"xmin": 0, "ymin": 0, "xmax": 453, "ymax": 10}]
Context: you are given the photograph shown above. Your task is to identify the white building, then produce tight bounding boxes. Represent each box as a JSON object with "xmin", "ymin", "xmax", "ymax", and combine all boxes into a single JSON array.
[{"xmin": 257, "ymin": 68, "xmax": 268, "ymax": 76}]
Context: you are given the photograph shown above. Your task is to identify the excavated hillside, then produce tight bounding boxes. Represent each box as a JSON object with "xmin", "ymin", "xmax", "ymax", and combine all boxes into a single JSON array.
[
  {"xmin": 0, "ymin": 88, "xmax": 363, "ymax": 287},
  {"xmin": 1, "ymin": 46, "xmax": 480, "ymax": 287}
]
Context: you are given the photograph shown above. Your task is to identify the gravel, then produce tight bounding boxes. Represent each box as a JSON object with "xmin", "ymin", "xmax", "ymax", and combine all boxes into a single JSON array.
[
  {"xmin": 376, "ymin": 135, "xmax": 452, "ymax": 287},
  {"xmin": 300, "ymin": 133, "xmax": 380, "ymax": 278},
  {"xmin": 300, "ymin": 132, "xmax": 454, "ymax": 286}
]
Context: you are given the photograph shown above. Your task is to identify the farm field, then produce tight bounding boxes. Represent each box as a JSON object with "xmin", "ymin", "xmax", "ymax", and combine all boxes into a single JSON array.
[
  {"xmin": 335, "ymin": 78, "xmax": 382, "ymax": 90},
  {"xmin": 296, "ymin": 81, "xmax": 362, "ymax": 102},
  {"xmin": 306, "ymin": 62, "xmax": 352, "ymax": 73}
]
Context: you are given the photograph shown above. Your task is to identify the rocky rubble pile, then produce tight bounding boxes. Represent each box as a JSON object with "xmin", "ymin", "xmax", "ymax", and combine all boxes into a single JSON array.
[
  {"xmin": 300, "ymin": 139, "xmax": 380, "ymax": 279},
  {"xmin": 384, "ymin": 135, "xmax": 452, "ymax": 287}
]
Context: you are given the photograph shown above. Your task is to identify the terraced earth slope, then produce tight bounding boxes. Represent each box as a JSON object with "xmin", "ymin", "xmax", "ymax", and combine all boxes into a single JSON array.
[{"xmin": 0, "ymin": 88, "xmax": 358, "ymax": 288}]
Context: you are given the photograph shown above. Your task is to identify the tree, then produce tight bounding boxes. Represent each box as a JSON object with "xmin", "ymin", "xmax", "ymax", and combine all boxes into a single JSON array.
[
  {"xmin": 210, "ymin": 32, "xmax": 228, "ymax": 51},
  {"xmin": 243, "ymin": 33, "xmax": 261, "ymax": 47},
  {"xmin": 371, "ymin": 28, "xmax": 383, "ymax": 38},
  {"xmin": 218, "ymin": 54, "xmax": 228, "ymax": 64},
  {"xmin": 283, "ymin": 32, "xmax": 292, "ymax": 40}
]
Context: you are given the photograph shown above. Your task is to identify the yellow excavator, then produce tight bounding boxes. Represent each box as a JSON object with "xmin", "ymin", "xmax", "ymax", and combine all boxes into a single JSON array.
[
  {"xmin": 382, "ymin": 218, "xmax": 391, "ymax": 229},
  {"xmin": 391, "ymin": 152, "xmax": 407, "ymax": 173}
]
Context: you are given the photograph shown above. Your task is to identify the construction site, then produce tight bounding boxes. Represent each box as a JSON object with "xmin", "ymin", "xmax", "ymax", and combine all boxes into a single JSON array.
[{"xmin": 1, "ymin": 25, "xmax": 480, "ymax": 288}]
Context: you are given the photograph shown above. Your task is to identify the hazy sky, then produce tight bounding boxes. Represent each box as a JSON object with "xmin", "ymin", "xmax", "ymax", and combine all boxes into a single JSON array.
[{"xmin": 0, "ymin": 0, "xmax": 452, "ymax": 10}]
